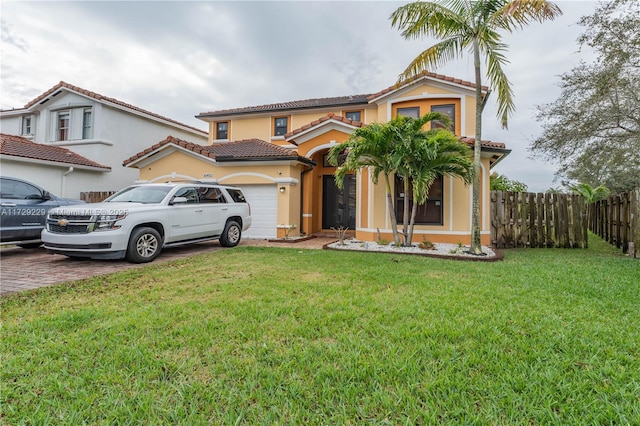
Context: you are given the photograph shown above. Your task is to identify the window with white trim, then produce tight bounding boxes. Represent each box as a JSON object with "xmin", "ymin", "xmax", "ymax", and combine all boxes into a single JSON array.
[
  {"xmin": 21, "ymin": 116, "xmax": 32, "ymax": 135},
  {"xmin": 82, "ymin": 108, "xmax": 92, "ymax": 139},
  {"xmin": 57, "ymin": 111, "xmax": 70, "ymax": 141}
]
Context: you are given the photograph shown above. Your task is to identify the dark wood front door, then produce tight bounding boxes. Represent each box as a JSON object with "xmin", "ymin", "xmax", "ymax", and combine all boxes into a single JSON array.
[{"xmin": 322, "ymin": 175, "xmax": 356, "ymax": 230}]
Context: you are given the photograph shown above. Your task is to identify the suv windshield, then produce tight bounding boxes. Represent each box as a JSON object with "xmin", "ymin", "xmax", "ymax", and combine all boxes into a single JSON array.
[{"xmin": 105, "ymin": 186, "xmax": 172, "ymax": 204}]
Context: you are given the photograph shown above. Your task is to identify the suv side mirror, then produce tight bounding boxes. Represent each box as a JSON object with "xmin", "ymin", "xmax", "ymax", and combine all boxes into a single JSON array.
[{"xmin": 170, "ymin": 196, "xmax": 188, "ymax": 205}]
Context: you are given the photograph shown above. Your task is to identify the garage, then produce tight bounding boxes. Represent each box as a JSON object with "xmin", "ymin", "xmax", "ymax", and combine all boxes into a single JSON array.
[{"xmin": 236, "ymin": 184, "xmax": 278, "ymax": 239}]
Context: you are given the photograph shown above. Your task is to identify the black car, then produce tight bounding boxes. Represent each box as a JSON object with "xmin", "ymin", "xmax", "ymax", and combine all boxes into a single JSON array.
[{"xmin": 0, "ymin": 176, "xmax": 85, "ymax": 248}]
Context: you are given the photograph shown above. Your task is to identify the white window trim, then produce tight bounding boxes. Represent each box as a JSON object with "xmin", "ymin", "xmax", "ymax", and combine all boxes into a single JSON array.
[
  {"xmin": 82, "ymin": 108, "xmax": 93, "ymax": 140},
  {"xmin": 56, "ymin": 110, "xmax": 70, "ymax": 142}
]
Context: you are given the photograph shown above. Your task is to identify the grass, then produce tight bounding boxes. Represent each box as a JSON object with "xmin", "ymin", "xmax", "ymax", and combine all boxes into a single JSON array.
[{"xmin": 1, "ymin": 236, "xmax": 639, "ymax": 424}]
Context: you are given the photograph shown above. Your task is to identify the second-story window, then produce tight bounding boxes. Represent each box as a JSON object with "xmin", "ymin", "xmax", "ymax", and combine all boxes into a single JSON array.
[
  {"xmin": 344, "ymin": 111, "xmax": 361, "ymax": 122},
  {"xmin": 397, "ymin": 107, "xmax": 420, "ymax": 118},
  {"xmin": 82, "ymin": 108, "xmax": 92, "ymax": 139},
  {"xmin": 431, "ymin": 104, "xmax": 455, "ymax": 132},
  {"xmin": 274, "ymin": 117, "xmax": 288, "ymax": 136},
  {"xmin": 21, "ymin": 116, "xmax": 32, "ymax": 135},
  {"xmin": 216, "ymin": 121, "xmax": 229, "ymax": 140},
  {"xmin": 57, "ymin": 111, "xmax": 70, "ymax": 141}
]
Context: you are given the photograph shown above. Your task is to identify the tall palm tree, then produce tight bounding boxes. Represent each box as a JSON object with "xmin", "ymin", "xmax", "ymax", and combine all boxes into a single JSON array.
[
  {"xmin": 393, "ymin": 115, "xmax": 473, "ymax": 246},
  {"xmin": 328, "ymin": 121, "xmax": 402, "ymax": 245},
  {"xmin": 391, "ymin": 0, "xmax": 561, "ymax": 254}
]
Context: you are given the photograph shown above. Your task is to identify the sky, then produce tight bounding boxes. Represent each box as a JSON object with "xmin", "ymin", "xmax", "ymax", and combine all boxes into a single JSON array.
[{"xmin": 1, "ymin": 0, "xmax": 601, "ymax": 192}]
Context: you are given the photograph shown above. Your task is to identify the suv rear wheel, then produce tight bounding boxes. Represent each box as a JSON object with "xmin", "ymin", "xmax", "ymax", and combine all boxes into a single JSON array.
[
  {"xmin": 219, "ymin": 220, "xmax": 241, "ymax": 247},
  {"xmin": 126, "ymin": 227, "xmax": 162, "ymax": 263}
]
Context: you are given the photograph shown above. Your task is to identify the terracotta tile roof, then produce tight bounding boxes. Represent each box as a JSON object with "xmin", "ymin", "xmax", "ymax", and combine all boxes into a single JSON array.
[
  {"xmin": 123, "ymin": 136, "xmax": 309, "ymax": 166},
  {"xmin": 19, "ymin": 81, "xmax": 207, "ymax": 135},
  {"xmin": 197, "ymin": 94, "xmax": 371, "ymax": 118},
  {"xmin": 0, "ymin": 133, "xmax": 111, "ymax": 170},
  {"xmin": 198, "ymin": 72, "xmax": 487, "ymax": 119},
  {"xmin": 285, "ymin": 113, "xmax": 364, "ymax": 139},
  {"xmin": 367, "ymin": 71, "xmax": 489, "ymax": 101},
  {"xmin": 458, "ymin": 136, "xmax": 506, "ymax": 150}
]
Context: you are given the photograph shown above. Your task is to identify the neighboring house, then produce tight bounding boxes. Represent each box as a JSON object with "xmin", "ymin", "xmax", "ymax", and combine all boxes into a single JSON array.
[
  {"xmin": 124, "ymin": 72, "xmax": 511, "ymax": 244},
  {"xmin": 0, "ymin": 82, "xmax": 208, "ymax": 197},
  {"xmin": 0, "ymin": 133, "xmax": 111, "ymax": 197}
]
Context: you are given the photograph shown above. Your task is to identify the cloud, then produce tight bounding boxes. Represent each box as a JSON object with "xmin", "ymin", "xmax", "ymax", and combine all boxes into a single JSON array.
[{"xmin": 0, "ymin": 0, "xmax": 601, "ymax": 192}]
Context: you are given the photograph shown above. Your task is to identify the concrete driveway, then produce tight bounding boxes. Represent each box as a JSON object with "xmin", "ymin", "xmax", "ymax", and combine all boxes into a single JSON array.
[{"xmin": 0, "ymin": 237, "xmax": 333, "ymax": 296}]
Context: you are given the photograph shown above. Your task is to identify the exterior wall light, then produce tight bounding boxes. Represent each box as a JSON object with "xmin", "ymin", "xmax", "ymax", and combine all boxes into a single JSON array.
[{"xmin": 279, "ymin": 186, "xmax": 286, "ymax": 193}]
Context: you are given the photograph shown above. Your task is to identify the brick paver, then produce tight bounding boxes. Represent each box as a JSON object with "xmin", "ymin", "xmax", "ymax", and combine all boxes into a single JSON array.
[{"xmin": 0, "ymin": 237, "xmax": 334, "ymax": 296}]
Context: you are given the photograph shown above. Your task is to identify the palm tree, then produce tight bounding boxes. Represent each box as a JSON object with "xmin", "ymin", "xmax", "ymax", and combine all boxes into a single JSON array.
[
  {"xmin": 328, "ymin": 121, "xmax": 402, "ymax": 245},
  {"xmin": 391, "ymin": 0, "xmax": 561, "ymax": 254},
  {"xmin": 570, "ymin": 182, "xmax": 610, "ymax": 203},
  {"xmin": 392, "ymin": 114, "xmax": 473, "ymax": 246}
]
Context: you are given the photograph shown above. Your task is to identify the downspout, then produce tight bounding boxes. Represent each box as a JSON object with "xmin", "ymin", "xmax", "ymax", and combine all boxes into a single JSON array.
[
  {"xmin": 61, "ymin": 166, "xmax": 74, "ymax": 197},
  {"xmin": 299, "ymin": 162, "xmax": 316, "ymax": 236}
]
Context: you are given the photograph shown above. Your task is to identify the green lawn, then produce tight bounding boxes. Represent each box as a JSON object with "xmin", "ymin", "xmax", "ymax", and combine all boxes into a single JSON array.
[{"xmin": 1, "ymin": 236, "xmax": 639, "ymax": 424}]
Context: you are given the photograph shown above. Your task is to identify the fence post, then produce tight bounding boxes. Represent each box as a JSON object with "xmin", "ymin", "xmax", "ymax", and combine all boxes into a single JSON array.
[{"xmin": 632, "ymin": 188, "xmax": 640, "ymax": 258}]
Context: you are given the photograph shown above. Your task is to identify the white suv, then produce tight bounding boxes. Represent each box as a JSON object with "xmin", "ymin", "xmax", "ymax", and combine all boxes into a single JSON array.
[{"xmin": 42, "ymin": 182, "xmax": 251, "ymax": 263}]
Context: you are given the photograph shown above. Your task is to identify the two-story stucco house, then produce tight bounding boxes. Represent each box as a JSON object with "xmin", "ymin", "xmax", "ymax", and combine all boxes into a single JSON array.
[
  {"xmin": 124, "ymin": 72, "xmax": 510, "ymax": 243},
  {"xmin": 0, "ymin": 82, "xmax": 208, "ymax": 197}
]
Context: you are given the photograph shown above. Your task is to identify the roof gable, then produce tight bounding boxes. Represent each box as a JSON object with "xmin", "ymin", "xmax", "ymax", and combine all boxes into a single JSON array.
[
  {"xmin": 0, "ymin": 133, "xmax": 111, "ymax": 170},
  {"xmin": 285, "ymin": 113, "xmax": 363, "ymax": 144},
  {"xmin": 16, "ymin": 81, "xmax": 207, "ymax": 136},
  {"xmin": 367, "ymin": 71, "xmax": 488, "ymax": 104},
  {"xmin": 123, "ymin": 135, "xmax": 312, "ymax": 167}
]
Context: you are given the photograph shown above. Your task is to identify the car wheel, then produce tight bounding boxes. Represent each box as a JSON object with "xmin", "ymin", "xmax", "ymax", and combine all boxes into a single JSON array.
[
  {"xmin": 17, "ymin": 243, "xmax": 42, "ymax": 249},
  {"xmin": 126, "ymin": 227, "xmax": 162, "ymax": 263},
  {"xmin": 219, "ymin": 220, "xmax": 241, "ymax": 247}
]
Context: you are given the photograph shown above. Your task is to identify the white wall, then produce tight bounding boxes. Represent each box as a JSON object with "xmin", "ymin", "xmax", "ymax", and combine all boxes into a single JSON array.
[
  {"xmin": 0, "ymin": 115, "xmax": 22, "ymax": 135},
  {"xmin": 1, "ymin": 158, "xmax": 108, "ymax": 199}
]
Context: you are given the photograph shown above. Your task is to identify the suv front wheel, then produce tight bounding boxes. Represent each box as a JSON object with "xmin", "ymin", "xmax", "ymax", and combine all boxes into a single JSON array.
[
  {"xmin": 126, "ymin": 227, "xmax": 162, "ymax": 263},
  {"xmin": 219, "ymin": 220, "xmax": 241, "ymax": 247}
]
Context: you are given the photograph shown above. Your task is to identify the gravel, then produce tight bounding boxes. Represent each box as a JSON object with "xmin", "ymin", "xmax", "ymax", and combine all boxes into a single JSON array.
[{"xmin": 327, "ymin": 238, "xmax": 496, "ymax": 258}]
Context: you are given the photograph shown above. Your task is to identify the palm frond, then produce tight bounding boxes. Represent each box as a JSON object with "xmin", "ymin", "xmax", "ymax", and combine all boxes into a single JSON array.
[
  {"xmin": 494, "ymin": 0, "xmax": 563, "ymax": 30},
  {"xmin": 480, "ymin": 37, "xmax": 515, "ymax": 128},
  {"xmin": 390, "ymin": 1, "xmax": 468, "ymax": 40},
  {"xmin": 397, "ymin": 37, "xmax": 467, "ymax": 83}
]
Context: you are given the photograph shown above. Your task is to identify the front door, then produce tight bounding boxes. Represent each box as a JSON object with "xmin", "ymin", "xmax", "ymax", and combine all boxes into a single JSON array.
[{"xmin": 322, "ymin": 175, "xmax": 356, "ymax": 230}]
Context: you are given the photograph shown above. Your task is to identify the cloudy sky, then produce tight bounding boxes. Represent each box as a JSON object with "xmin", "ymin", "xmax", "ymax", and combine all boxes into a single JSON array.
[{"xmin": 1, "ymin": 0, "xmax": 600, "ymax": 192}]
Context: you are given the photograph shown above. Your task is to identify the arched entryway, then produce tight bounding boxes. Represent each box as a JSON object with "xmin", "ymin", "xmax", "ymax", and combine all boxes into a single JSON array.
[{"xmin": 302, "ymin": 148, "xmax": 356, "ymax": 234}]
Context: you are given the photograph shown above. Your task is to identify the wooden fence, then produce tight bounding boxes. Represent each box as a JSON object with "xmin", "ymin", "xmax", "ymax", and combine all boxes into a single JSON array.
[
  {"xmin": 588, "ymin": 188, "xmax": 639, "ymax": 257},
  {"xmin": 80, "ymin": 191, "xmax": 115, "ymax": 203},
  {"xmin": 490, "ymin": 191, "xmax": 588, "ymax": 249}
]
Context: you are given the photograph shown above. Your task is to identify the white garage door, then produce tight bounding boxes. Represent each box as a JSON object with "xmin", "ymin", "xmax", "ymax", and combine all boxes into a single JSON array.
[{"xmin": 236, "ymin": 184, "xmax": 277, "ymax": 239}]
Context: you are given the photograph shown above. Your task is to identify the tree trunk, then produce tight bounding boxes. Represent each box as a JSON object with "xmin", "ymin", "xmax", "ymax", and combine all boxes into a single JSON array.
[
  {"xmin": 402, "ymin": 177, "xmax": 410, "ymax": 246},
  {"xmin": 408, "ymin": 199, "xmax": 419, "ymax": 246},
  {"xmin": 384, "ymin": 174, "xmax": 400, "ymax": 246},
  {"xmin": 470, "ymin": 37, "xmax": 483, "ymax": 255}
]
